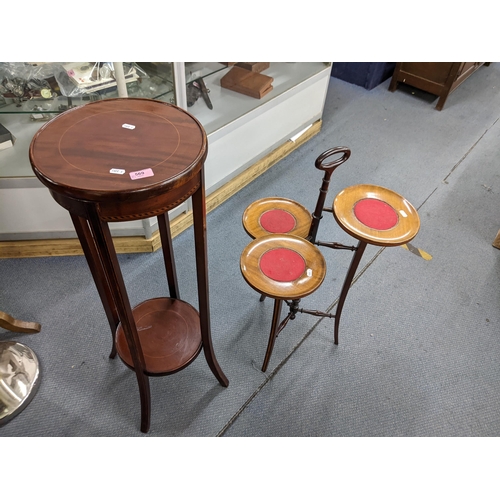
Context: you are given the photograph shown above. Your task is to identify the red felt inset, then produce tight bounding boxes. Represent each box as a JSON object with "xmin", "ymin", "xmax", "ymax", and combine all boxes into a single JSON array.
[
  {"xmin": 259, "ymin": 209, "xmax": 296, "ymax": 233},
  {"xmin": 259, "ymin": 248, "xmax": 306, "ymax": 282},
  {"xmin": 354, "ymin": 198, "xmax": 398, "ymax": 230}
]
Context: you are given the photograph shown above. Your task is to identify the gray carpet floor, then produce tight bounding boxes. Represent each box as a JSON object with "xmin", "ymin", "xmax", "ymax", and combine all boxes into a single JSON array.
[{"xmin": 1, "ymin": 63, "xmax": 500, "ymax": 437}]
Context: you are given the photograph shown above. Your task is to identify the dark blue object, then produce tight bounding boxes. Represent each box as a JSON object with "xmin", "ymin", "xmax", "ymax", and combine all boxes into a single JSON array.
[{"xmin": 331, "ymin": 63, "xmax": 396, "ymax": 90}]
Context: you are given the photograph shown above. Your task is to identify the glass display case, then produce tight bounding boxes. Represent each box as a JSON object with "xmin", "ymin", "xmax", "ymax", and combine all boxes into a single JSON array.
[
  {"xmin": 0, "ymin": 62, "xmax": 176, "ymax": 179},
  {"xmin": 181, "ymin": 62, "xmax": 329, "ymax": 135},
  {"xmin": 0, "ymin": 62, "xmax": 332, "ymax": 255}
]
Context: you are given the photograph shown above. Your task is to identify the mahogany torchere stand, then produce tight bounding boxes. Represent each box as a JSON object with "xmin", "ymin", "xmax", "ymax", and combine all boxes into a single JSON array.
[{"xmin": 29, "ymin": 98, "xmax": 228, "ymax": 433}]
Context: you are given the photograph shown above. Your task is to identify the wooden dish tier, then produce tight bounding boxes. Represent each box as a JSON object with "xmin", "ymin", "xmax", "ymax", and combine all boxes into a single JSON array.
[{"xmin": 115, "ymin": 297, "xmax": 203, "ymax": 376}]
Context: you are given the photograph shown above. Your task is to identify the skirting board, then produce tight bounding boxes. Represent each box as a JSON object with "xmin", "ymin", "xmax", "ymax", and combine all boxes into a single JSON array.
[{"xmin": 0, "ymin": 119, "xmax": 321, "ymax": 259}]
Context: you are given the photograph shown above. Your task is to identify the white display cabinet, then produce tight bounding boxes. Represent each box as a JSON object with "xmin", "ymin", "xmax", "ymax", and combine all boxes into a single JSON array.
[{"xmin": 0, "ymin": 62, "xmax": 331, "ymax": 256}]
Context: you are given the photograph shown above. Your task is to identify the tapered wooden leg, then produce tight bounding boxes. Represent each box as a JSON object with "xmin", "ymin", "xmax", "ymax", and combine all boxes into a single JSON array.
[
  {"xmin": 262, "ymin": 299, "xmax": 283, "ymax": 372},
  {"xmin": 435, "ymin": 94, "xmax": 449, "ymax": 111},
  {"xmin": 192, "ymin": 179, "xmax": 229, "ymax": 388},
  {"xmin": 84, "ymin": 206, "xmax": 152, "ymax": 433},
  {"xmin": 71, "ymin": 214, "xmax": 120, "ymax": 358},
  {"xmin": 388, "ymin": 65, "xmax": 401, "ymax": 92},
  {"xmin": 334, "ymin": 240, "xmax": 367, "ymax": 345},
  {"xmin": 157, "ymin": 211, "xmax": 180, "ymax": 299}
]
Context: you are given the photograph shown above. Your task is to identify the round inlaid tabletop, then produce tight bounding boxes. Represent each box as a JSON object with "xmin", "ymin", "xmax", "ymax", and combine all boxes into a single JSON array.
[
  {"xmin": 333, "ymin": 184, "xmax": 420, "ymax": 246},
  {"xmin": 29, "ymin": 98, "xmax": 207, "ymax": 203}
]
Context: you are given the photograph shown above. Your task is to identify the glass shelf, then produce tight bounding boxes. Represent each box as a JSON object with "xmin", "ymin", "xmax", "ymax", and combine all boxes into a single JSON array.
[
  {"xmin": 184, "ymin": 62, "xmax": 227, "ymax": 84},
  {"xmin": 0, "ymin": 94, "xmax": 99, "ymax": 114},
  {"xmin": 0, "ymin": 62, "xmax": 175, "ymax": 115}
]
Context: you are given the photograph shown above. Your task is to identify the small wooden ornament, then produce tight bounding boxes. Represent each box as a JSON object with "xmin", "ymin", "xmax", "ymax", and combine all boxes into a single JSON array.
[{"xmin": 221, "ymin": 66, "xmax": 273, "ymax": 99}]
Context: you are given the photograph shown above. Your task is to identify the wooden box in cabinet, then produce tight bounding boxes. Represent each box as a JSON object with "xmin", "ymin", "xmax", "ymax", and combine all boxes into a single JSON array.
[{"xmin": 389, "ymin": 62, "xmax": 488, "ymax": 110}]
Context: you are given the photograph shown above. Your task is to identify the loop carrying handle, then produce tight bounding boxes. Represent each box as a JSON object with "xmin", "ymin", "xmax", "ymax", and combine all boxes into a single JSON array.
[
  {"xmin": 315, "ymin": 147, "xmax": 351, "ymax": 172},
  {"xmin": 307, "ymin": 146, "xmax": 351, "ymax": 243}
]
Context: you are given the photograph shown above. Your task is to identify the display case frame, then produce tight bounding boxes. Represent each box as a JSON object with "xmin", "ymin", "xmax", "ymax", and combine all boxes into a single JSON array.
[{"xmin": 0, "ymin": 62, "xmax": 332, "ymax": 256}]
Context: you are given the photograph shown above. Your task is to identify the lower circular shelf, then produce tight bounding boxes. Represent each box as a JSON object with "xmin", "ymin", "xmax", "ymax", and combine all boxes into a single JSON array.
[{"xmin": 115, "ymin": 297, "xmax": 202, "ymax": 376}]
